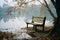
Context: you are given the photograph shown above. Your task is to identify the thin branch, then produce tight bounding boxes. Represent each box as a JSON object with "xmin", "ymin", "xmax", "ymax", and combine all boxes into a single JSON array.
[
  {"xmin": 44, "ymin": 0, "xmax": 56, "ymax": 20},
  {"xmin": 51, "ymin": 0, "xmax": 56, "ymax": 8},
  {"xmin": 37, "ymin": 0, "xmax": 46, "ymax": 7}
]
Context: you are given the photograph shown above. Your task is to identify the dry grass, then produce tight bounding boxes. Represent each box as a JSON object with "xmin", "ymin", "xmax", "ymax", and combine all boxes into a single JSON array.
[
  {"xmin": 0, "ymin": 27, "xmax": 59, "ymax": 40},
  {"xmin": 0, "ymin": 32, "xmax": 14, "ymax": 40}
]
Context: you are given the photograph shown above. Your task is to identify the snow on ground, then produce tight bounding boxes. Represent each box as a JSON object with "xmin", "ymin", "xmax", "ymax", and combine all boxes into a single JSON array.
[
  {"xmin": 0, "ymin": 17, "xmax": 54, "ymax": 33},
  {"xmin": 0, "ymin": 17, "xmax": 26, "ymax": 33}
]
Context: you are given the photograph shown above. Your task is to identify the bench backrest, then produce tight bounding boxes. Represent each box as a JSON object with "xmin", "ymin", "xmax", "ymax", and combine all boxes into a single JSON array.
[{"xmin": 32, "ymin": 16, "xmax": 46, "ymax": 25}]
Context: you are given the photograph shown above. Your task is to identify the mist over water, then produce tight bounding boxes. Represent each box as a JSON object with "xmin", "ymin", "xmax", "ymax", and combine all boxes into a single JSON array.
[{"xmin": 0, "ymin": 0, "xmax": 56, "ymax": 33}]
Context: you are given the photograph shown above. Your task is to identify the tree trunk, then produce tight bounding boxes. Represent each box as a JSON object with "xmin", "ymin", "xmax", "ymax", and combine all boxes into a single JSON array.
[
  {"xmin": 51, "ymin": 0, "xmax": 60, "ymax": 39},
  {"xmin": 55, "ymin": 0, "xmax": 60, "ymax": 38}
]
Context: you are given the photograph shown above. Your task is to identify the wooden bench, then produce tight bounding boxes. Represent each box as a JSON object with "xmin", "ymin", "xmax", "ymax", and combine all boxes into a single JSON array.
[{"xmin": 26, "ymin": 16, "xmax": 46, "ymax": 32}]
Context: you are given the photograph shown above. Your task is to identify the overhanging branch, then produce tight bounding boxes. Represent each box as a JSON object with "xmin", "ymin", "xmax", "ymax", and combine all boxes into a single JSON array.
[{"xmin": 44, "ymin": 0, "xmax": 56, "ymax": 20}]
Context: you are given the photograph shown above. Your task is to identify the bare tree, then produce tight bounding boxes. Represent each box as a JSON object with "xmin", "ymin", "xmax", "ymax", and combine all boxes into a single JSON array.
[
  {"xmin": 37, "ymin": 0, "xmax": 56, "ymax": 20},
  {"xmin": 4, "ymin": 0, "xmax": 56, "ymax": 19},
  {"xmin": 5, "ymin": 0, "xmax": 33, "ymax": 15}
]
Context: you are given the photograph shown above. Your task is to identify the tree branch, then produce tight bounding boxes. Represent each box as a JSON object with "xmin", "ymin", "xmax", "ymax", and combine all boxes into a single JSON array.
[
  {"xmin": 44, "ymin": 0, "xmax": 56, "ymax": 20},
  {"xmin": 37, "ymin": 0, "xmax": 46, "ymax": 6},
  {"xmin": 51, "ymin": 0, "xmax": 56, "ymax": 8}
]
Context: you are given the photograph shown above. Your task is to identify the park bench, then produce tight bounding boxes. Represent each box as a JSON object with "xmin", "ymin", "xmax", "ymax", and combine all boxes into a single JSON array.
[{"xmin": 26, "ymin": 16, "xmax": 46, "ymax": 32}]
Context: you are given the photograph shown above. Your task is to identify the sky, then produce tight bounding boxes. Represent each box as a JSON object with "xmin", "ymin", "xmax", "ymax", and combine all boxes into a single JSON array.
[{"xmin": 0, "ymin": 0, "xmax": 15, "ymax": 7}]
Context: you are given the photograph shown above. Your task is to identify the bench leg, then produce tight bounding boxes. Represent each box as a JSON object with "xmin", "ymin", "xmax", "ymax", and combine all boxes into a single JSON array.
[
  {"xmin": 27, "ymin": 23, "xmax": 28, "ymax": 32},
  {"xmin": 27, "ymin": 23, "xmax": 28, "ymax": 28},
  {"xmin": 43, "ymin": 26, "xmax": 44, "ymax": 32}
]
